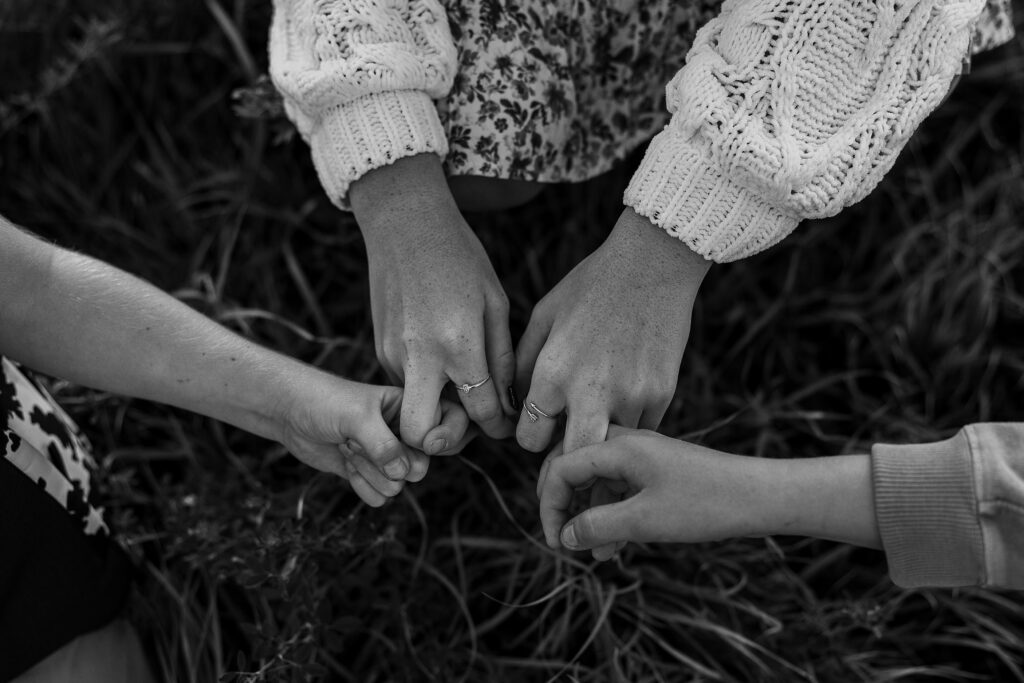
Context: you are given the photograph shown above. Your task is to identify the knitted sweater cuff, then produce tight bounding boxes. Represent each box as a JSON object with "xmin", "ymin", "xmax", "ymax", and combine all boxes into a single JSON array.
[
  {"xmin": 309, "ymin": 90, "xmax": 448, "ymax": 210},
  {"xmin": 624, "ymin": 129, "xmax": 800, "ymax": 263},
  {"xmin": 871, "ymin": 429, "xmax": 985, "ymax": 588}
]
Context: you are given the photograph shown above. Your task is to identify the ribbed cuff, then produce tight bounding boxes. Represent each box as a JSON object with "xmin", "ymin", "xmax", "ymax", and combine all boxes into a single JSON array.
[
  {"xmin": 309, "ymin": 90, "xmax": 448, "ymax": 211},
  {"xmin": 624, "ymin": 129, "xmax": 800, "ymax": 263},
  {"xmin": 871, "ymin": 429, "xmax": 984, "ymax": 588}
]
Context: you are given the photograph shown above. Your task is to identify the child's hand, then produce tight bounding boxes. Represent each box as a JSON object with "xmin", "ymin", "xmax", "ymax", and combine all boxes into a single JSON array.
[
  {"xmin": 278, "ymin": 372, "xmax": 471, "ymax": 507},
  {"xmin": 538, "ymin": 426, "xmax": 782, "ymax": 554}
]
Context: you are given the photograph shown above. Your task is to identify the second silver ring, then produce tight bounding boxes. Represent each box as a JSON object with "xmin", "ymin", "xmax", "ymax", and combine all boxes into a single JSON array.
[{"xmin": 524, "ymin": 401, "xmax": 559, "ymax": 423}]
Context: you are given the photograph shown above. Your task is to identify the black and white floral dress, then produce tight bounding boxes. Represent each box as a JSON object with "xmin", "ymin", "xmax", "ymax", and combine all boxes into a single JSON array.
[
  {"xmin": 432, "ymin": 0, "xmax": 1014, "ymax": 184},
  {"xmin": 0, "ymin": 357, "xmax": 131, "ymax": 680}
]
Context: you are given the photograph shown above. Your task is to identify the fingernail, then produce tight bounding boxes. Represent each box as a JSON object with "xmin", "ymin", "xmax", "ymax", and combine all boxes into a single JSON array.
[
  {"xmin": 507, "ymin": 385, "xmax": 520, "ymax": 413},
  {"xmin": 561, "ymin": 523, "xmax": 578, "ymax": 549},
  {"xmin": 427, "ymin": 438, "xmax": 448, "ymax": 455},
  {"xmin": 384, "ymin": 457, "xmax": 409, "ymax": 480}
]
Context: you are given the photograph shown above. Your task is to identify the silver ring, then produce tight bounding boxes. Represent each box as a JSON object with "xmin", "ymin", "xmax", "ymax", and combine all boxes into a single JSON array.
[
  {"xmin": 455, "ymin": 375, "xmax": 491, "ymax": 395},
  {"xmin": 525, "ymin": 401, "xmax": 559, "ymax": 422}
]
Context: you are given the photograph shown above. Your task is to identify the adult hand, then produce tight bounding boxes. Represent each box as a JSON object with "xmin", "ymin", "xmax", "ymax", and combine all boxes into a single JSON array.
[
  {"xmin": 277, "ymin": 366, "xmax": 472, "ymax": 507},
  {"xmin": 516, "ymin": 208, "xmax": 711, "ymax": 559},
  {"xmin": 350, "ymin": 154, "xmax": 516, "ymax": 449}
]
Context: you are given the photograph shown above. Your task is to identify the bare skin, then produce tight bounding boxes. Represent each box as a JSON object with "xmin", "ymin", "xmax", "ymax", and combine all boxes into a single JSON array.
[
  {"xmin": 0, "ymin": 217, "xmax": 471, "ymax": 507},
  {"xmin": 538, "ymin": 426, "xmax": 882, "ymax": 553}
]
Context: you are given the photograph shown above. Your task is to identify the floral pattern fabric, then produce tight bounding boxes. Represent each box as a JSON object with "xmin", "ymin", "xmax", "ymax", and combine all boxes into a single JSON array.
[{"xmin": 433, "ymin": 0, "xmax": 1014, "ymax": 184}]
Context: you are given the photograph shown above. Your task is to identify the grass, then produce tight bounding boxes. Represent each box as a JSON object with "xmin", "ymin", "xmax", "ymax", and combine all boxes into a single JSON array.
[{"xmin": 1, "ymin": 1, "xmax": 1023, "ymax": 681}]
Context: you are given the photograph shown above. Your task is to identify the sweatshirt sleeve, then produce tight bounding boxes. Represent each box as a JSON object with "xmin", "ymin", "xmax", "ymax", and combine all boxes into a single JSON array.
[
  {"xmin": 624, "ymin": 0, "xmax": 986, "ymax": 263},
  {"xmin": 871, "ymin": 423, "xmax": 1024, "ymax": 590},
  {"xmin": 269, "ymin": 0, "xmax": 457, "ymax": 209}
]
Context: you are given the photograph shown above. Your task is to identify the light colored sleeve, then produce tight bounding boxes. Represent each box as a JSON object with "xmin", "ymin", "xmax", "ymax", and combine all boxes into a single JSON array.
[
  {"xmin": 872, "ymin": 423, "xmax": 1024, "ymax": 589},
  {"xmin": 269, "ymin": 0, "xmax": 457, "ymax": 208},
  {"xmin": 624, "ymin": 0, "xmax": 986, "ymax": 262}
]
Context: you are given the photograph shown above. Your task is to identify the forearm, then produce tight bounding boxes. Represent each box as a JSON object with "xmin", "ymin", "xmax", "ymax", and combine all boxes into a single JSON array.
[
  {"xmin": 0, "ymin": 226, "xmax": 303, "ymax": 442},
  {"xmin": 761, "ymin": 455, "xmax": 882, "ymax": 549}
]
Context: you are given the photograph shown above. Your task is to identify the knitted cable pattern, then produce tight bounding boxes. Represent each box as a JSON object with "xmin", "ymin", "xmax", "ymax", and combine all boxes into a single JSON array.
[
  {"xmin": 624, "ymin": 0, "xmax": 987, "ymax": 262},
  {"xmin": 270, "ymin": 0, "xmax": 457, "ymax": 207}
]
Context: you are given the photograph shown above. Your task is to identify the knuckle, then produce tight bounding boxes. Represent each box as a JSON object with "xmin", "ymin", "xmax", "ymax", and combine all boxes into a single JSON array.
[
  {"xmin": 431, "ymin": 325, "xmax": 473, "ymax": 354},
  {"xmin": 534, "ymin": 355, "xmax": 568, "ymax": 386}
]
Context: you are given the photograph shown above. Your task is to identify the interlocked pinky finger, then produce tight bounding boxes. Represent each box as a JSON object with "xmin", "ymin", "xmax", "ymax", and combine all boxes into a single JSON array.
[
  {"xmin": 536, "ymin": 441, "xmax": 565, "ymax": 501},
  {"xmin": 345, "ymin": 460, "xmax": 387, "ymax": 507},
  {"xmin": 350, "ymin": 456, "xmax": 404, "ymax": 498}
]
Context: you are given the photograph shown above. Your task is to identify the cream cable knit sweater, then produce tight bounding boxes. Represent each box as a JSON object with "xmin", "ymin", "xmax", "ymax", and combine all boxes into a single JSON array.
[{"xmin": 269, "ymin": 0, "xmax": 985, "ymax": 262}]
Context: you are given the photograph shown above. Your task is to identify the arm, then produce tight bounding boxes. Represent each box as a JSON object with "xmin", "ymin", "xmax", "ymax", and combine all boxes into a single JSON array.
[
  {"xmin": 0, "ymin": 217, "xmax": 469, "ymax": 505},
  {"xmin": 540, "ymin": 424, "xmax": 1024, "ymax": 590},
  {"xmin": 624, "ymin": 0, "xmax": 984, "ymax": 262},
  {"xmin": 518, "ymin": 0, "xmax": 983, "ymax": 556},
  {"xmin": 536, "ymin": 427, "xmax": 880, "ymax": 552},
  {"xmin": 271, "ymin": 1, "xmax": 516, "ymax": 443}
]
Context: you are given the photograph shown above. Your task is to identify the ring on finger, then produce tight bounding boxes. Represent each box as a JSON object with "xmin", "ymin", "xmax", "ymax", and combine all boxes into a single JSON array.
[
  {"xmin": 454, "ymin": 374, "xmax": 491, "ymax": 395},
  {"xmin": 524, "ymin": 400, "xmax": 559, "ymax": 423}
]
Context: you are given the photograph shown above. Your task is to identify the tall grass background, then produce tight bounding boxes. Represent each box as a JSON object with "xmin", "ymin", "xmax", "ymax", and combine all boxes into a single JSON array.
[{"xmin": 1, "ymin": 1, "xmax": 1022, "ymax": 680}]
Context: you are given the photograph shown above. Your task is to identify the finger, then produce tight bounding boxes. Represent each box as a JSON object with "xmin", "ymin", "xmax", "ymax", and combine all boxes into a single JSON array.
[
  {"xmin": 589, "ymin": 481, "xmax": 621, "ymax": 561},
  {"xmin": 562, "ymin": 406, "xmax": 616, "ymax": 560},
  {"xmin": 405, "ymin": 451, "xmax": 430, "ymax": 483},
  {"xmin": 450, "ymin": 355, "xmax": 513, "ymax": 441},
  {"xmin": 358, "ymin": 410, "xmax": 416, "ymax": 481},
  {"xmin": 516, "ymin": 380, "xmax": 565, "ymax": 453},
  {"xmin": 562, "ymin": 406, "xmax": 609, "ymax": 454},
  {"xmin": 400, "ymin": 359, "xmax": 448, "ymax": 450},
  {"xmin": 484, "ymin": 294, "xmax": 517, "ymax": 417},
  {"xmin": 561, "ymin": 498, "xmax": 641, "ymax": 554},
  {"xmin": 422, "ymin": 399, "xmax": 471, "ymax": 455},
  {"xmin": 513, "ymin": 309, "xmax": 552, "ymax": 397},
  {"xmin": 294, "ymin": 441, "xmax": 348, "ymax": 478},
  {"xmin": 639, "ymin": 399, "xmax": 672, "ymax": 431},
  {"xmin": 538, "ymin": 443, "xmax": 630, "ymax": 547},
  {"xmin": 536, "ymin": 440, "xmax": 565, "ymax": 500},
  {"xmin": 345, "ymin": 460, "xmax": 387, "ymax": 507},
  {"xmin": 350, "ymin": 454, "xmax": 405, "ymax": 498}
]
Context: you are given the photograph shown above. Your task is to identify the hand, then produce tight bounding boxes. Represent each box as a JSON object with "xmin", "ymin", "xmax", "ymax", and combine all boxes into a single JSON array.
[
  {"xmin": 351, "ymin": 154, "xmax": 516, "ymax": 449},
  {"xmin": 277, "ymin": 367, "xmax": 471, "ymax": 507},
  {"xmin": 538, "ymin": 426, "xmax": 882, "ymax": 553},
  {"xmin": 516, "ymin": 208, "xmax": 710, "ymax": 559},
  {"xmin": 537, "ymin": 426, "xmax": 778, "ymax": 551}
]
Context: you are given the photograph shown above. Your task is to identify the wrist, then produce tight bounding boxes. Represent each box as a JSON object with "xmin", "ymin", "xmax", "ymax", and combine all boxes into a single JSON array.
[
  {"xmin": 609, "ymin": 208, "xmax": 712, "ymax": 294},
  {"xmin": 767, "ymin": 456, "xmax": 881, "ymax": 548},
  {"xmin": 350, "ymin": 153, "xmax": 458, "ymax": 237}
]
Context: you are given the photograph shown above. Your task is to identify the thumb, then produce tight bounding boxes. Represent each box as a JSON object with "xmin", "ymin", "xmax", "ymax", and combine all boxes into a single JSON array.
[
  {"xmin": 560, "ymin": 498, "xmax": 639, "ymax": 554},
  {"xmin": 357, "ymin": 416, "xmax": 413, "ymax": 482}
]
